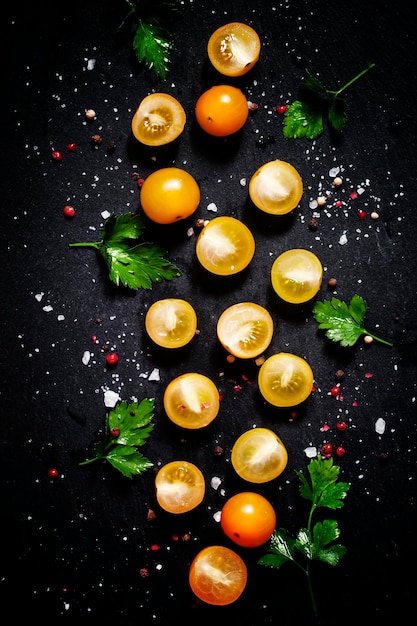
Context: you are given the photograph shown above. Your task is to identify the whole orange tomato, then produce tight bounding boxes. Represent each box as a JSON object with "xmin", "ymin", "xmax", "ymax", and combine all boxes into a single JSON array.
[
  {"xmin": 195, "ymin": 85, "xmax": 249, "ymax": 136},
  {"xmin": 220, "ymin": 491, "xmax": 276, "ymax": 548}
]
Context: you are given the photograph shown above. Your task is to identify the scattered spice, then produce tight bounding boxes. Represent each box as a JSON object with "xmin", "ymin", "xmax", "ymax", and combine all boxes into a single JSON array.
[
  {"xmin": 63, "ymin": 205, "xmax": 75, "ymax": 218},
  {"xmin": 328, "ymin": 277, "xmax": 337, "ymax": 289},
  {"xmin": 91, "ymin": 134, "xmax": 103, "ymax": 147},
  {"xmin": 85, "ymin": 108, "xmax": 96, "ymax": 120},
  {"xmin": 52, "ymin": 150, "xmax": 63, "ymax": 162},
  {"xmin": 48, "ymin": 468, "xmax": 59, "ymax": 478},
  {"xmin": 309, "ymin": 217, "xmax": 319, "ymax": 230}
]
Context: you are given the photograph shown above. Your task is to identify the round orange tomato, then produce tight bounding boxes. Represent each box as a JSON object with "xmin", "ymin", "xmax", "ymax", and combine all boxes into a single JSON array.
[
  {"xmin": 140, "ymin": 167, "xmax": 200, "ymax": 224},
  {"xmin": 271, "ymin": 249, "xmax": 323, "ymax": 304},
  {"xmin": 131, "ymin": 93, "xmax": 186, "ymax": 146},
  {"xmin": 231, "ymin": 427, "xmax": 288, "ymax": 483},
  {"xmin": 216, "ymin": 302, "xmax": 273, "ymax": 359},
  {"xmin": 155, "ymin": 460, "xmax": 205, "ymax": 514},
  {"xmin": 196, "ymin": 216, "xmax": 255, "ymax": 275},
  {"xmin": 207, "ymin": 22, "xmax": 261, "ymax": 77},
  {"xmin": 249, "ymin": 160, "xmax": 303, "ymax": 215},
  {"xmin": 258, "ymin": 352, "xmax": 314, "ymax": 408},
  {"xmin": 189, "ymin": 545, "xmax": 247, "ymax": 605},
  {"xmin": 195, "ymin": 85, "xmax": 249, "ymax": 136},
  {"xmin": 220, "ymin": 492, "xmax": 276, "ymax": 548},
  {"xmin": 145, "ymin": 298, "xmax": 197, "ymax": 349},
  {"xmin": 163, "ymin": 372, "xmax": 220, "ymax": 429}
]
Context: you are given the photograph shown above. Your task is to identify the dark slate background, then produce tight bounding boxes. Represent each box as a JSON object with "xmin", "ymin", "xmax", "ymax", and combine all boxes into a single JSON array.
[{"xmin": 2, "ymin": 0, "xmax": 417, "ymax": 623}]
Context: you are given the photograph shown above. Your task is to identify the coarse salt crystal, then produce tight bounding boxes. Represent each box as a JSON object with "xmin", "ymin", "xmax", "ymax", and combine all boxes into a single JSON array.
[
  {"xmin": 87, "ymin": 59, "xmax": 96, "ymax": 71},
  {"xmin": 35, "ymin": 293, "xmax": 44, "ymax": 302},
  {"xmin": 304, "ymin": 446, "xmax": 317, "ymax": 458},
  {"xmin": 375, "ymin": 418, "xmax": 386, "ymax": 434},
  {"xmin": 211, "ymin": 476, "xmax": 221, "ymax": 490},
  {"xmin": 101, "ymin": 210, "xmax": 111, "ymax": 220},
  {"xmin": 339, "ymin": 231, "xmax": 348, "ymax": 245},
  {"xmin": 148, "ymin": 368, "xmax": 160, "ymax": 382},
  {"xmin": 104, "ymin": 389, "xmax": 120, "ymax": 408},
  {"xmin": 43, "ymin": 305, "xmax": 53, "ymax": 312},
  {"xmin": 207, "ymin": 202, "xmax": 218, "ymax": 212},
  {"xmin": 82, "ymin": 351, "xmax": 91, "ymax": 365}
]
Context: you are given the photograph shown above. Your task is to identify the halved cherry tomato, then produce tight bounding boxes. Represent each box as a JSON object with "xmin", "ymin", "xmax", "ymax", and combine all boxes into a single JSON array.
[
  {"xmin": 217, "ymin": 302, "xmax": 273, "ymax": 359},
  {"xmin": 231, "ymin": 427, "xmax": 288, "ymax": 483},
  {"xmin": 189, "ymin": 545, "xmax": 247, "ymax": 605},
  {"xmin": 271, "ymin": 249, "xmax": 323, "ymax": 304},
  {"xmin": 155, "ymin": 460, "xmax": 205, "ymax": 514},
  {"xmin": 145, "ymin": 299, "xmax": 197, "ymax": 349},
  {"xmin": 163, "ymin": 373, "xmax": 220, "ymax": 429},
  {"xmin": 140, "ymin": 167, "xmax": 200, "ymax": 224},
  {"xmin": 195, "ymin": 85, "xmax": 248, "ymax": 136},
  {"xmin": 196, "ymin": 216, "xmax": 255, "ymax": 275},
  {"xmin": 249, "ymin": 160, "xmax": 303, "ymax": 215},
  {"xmin": 207, "ymin": 22, "xmax": 261, "ymax": 77},
  {"xmin": 131, "ymin": 93, "xmax": 186, "ymax": 146},
  {"xmin": 220, "ymin": 492, "xmax": 276, "ymax": 548},
  {"xmin": 258, "ymin": 352, "xmax": 314, "ymax": 407}
]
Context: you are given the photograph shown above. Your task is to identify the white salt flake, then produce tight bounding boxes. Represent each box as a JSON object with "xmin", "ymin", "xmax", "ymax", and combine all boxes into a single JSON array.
[
  {"xmin": 87, "ymin": 59, "xmax": 96, "ymax": 71},
  {"xmin": 43, "ymin": 305, "xmax": 53, "ymax": 312},
  {"xmin": 304, "ymin": 446, "xmax": 317, "ymax": 458},
  {"xmin": 35, "ymin": 292, "xmax": 44, "ymax": 302},
  {"xmin": 213, "ymin": 510, "xmax": 221, "ymax": 522},
  {"xmin": 101, "ymin": 210, "xmax": 111, "ymax": 220},
  {"xmin": 211, "ymin": 476, "xmax": 221, "ymax": 490},
  {"xmin": 82, "ymin": 351, "xmax": 91, "ymax": 365},
  {"xmin": 375, "ymin": 418, "xmax": 386, "ymax": 434},
  {"xmin": 104, "ymin": 389, "xmax": 120, "ymax": 408},
  {"xmin": 57, "ymin": 315, "xmax": 65, "ymax": 322},
  {"xmin": 207, "ymin": 202, "xmax": 218, "ymax": 212},
  {"xmin": 338, "ymin": 231, "xmax": 348, "ymax": 245},
  {"xmin": 148, "ymin": 368, "xmax": 160, "ymax": 382}
]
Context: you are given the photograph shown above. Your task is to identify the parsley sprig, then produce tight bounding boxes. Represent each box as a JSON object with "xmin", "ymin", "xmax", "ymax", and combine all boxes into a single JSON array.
[
  {"xmin": 258, "ymin": 456, "xmax": 350, "ymax": 616},
  {"xmin": 118, "ymin": 0, "xmax": 180, "ymax": 79},
  {"xmin": 69, "ymin": 212, "xmax": 181, "ymax": 290},
  {"xmin": 282, "ymin": 62, "xmax": 375, "ymax": 139},
  {"xmin": 79, "ymin": 399, "xmax": 154, "ymax": 478},
  {"xmin": 313, "ymin": 294, "xmax": 393, "ymax": 347}
]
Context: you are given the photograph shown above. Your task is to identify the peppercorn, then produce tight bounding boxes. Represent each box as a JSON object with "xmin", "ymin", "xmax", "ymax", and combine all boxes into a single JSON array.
[
  {"xmin": 85, "ymin": 108, "xmax": 96, "ymax": 120},
  {"xmin": 308, "ymin": 218, "xmax": 319, "ymax": 230},
  {"xmin": 335, "ymin": 369, "xmax": 345, "ymax": 381},
  {"xmin": 194, "ymin": 218, "xmax": 205, "ymax": 231},
  {"xmin": 328, "ymin": 277, "xmax": 338, "ymax": 289},
  {"xmin": 214, "ymin": 445, "xmax": 224, "ymax": 456},
  {"xmin": 91, "ymin": 134, "xmax": 102, "ymax": 147},
  {"xmin": 107, "ymin": 140, "xmax": 117, "ymax": 153}
]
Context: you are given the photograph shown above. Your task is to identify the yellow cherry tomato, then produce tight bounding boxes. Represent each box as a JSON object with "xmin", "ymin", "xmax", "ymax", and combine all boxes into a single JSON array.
[
  {"xmin": 258, "ymin": 352, "xmax": 314, "ymax": 408},
  {"xmin": 196, "ymin": 216, "xmax": 255, "ymax": 275},
  {"xmin": 216, "ymin": 302, "xmax": 273, "ymax": 359},
  {"xmin": 140, "ymin": 167, "xmax": 200, "ymax": 224},
  {"xmin": 207, "ymin": 22, "xmax": 261, "ymax": 77},
  {"xmin": 189, "ymin": 545, "xmax": 247, "ymax": 606},
  {"xmin": 131, "ymin": 93, "xmax": 186, "ymax": 146},
  {"xmin": 249, "ymin": 160, "xmax": 303, "ymax": 215},
  {"xmin": 163, "ymin": 372, "xmax": 220, "ymax": 429},
  {"xmin": 155, "ymin": 460, "xmax": 205, "ymax": 514},
  {"xmin": 231, "ymin": 427, "xmax": 288, "ymax": 483},
  {"xmin": 195, "ymin": 85, "xmax": 249, "ymax": 136},
  {"xmin": 271, "ymin": 249, "xmax": 323, "ymax": 304},
  {"xmin": 145, "ymin": 299, "xmax": 197, "ymax": 349},
  {"xmin": 220, "ymin": 492, "xmax": 276, "ymax": 548}
]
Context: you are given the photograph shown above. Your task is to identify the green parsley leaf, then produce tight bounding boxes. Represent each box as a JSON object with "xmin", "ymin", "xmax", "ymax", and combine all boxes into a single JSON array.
[
  {"xmin": 69, "ymin": 212, "xmax": 182, "ymax": 290},
  {"xmin": 79, "ymin": 399, "xmax": 155, "ymax": 478},
  {"xmin": 258, "ymin": 455, "xmax": 350, "ymax": 617},
  {"xmin": 282, "ymin": 62, "xmax": 375, "ymax": 139},
  {"xmin": 312, "ymin": 295, "xmax": 393, "ymax": 347}
]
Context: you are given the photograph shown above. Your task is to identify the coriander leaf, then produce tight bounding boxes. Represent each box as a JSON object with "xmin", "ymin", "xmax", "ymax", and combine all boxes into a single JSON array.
[
  {"xmin": 283, "ymin": 100, "xmax": 323, "ymax": 139},
  {"xmin": 133, "ymin": 20, "xmax": 172, "ymax": 79},
  {"xmin": 69, "ymin": 212, "xmax": 182, "ymax": 291},
  {"xmin": 312, "ymin": 295, "xmax": 393, "ymax": 347}
]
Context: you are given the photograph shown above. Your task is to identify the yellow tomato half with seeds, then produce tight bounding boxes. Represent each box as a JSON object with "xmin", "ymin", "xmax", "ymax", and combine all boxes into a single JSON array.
[
  {"xmin": 196, "ymin": 216, "xmax": 255, "ymax": 275},
  {"xmin": 207, "ymin": 22, "xmax": 261, "ymax": 77},
  {"xmin": 217, "ymin": 302, "xmax": 273, "ymax": 359},
  {"xmin": 131, "ymin": 93, "xmax": 186, "ymax": 146},
  {"xmin": 231, "ymin": 427, "xmax": 288, "ymax": 483},
  {"xmin": 163, "ymin": 372, "xmax": 220, "ymax": 429},
  {"xmin": 145, "ymin": 299, "xmax": 197, "ymax": 349},
  {"xmin": 258, "ymin": 352, "xmax": 314, "ymax": 408},
  {"xmin": 140, "ymin": 167, "xmax": 200, "ymax": 224},
  {"xmin": 189, "ymin": 545, "xmax": 247, "ymax": 606},
  {"xmin": 249, "ymin": 160, "xmax": 303, "ymax": 215},
  {"xmin": 271, "ymin": 249, "xmax": 323, "ymax": 304},
  {"xmin": 155, "ymin": 460, "xmax": 205, "ymax": 514},
  {"xmin": 195, "ymin": 85, "xmax": 249, "ymax": 136}
]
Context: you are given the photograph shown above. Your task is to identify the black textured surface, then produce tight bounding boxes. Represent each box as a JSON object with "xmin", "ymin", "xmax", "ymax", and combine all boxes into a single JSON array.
[{"xmin": 2, "ymin": 1, "xmax": 417, "ymax": 623}]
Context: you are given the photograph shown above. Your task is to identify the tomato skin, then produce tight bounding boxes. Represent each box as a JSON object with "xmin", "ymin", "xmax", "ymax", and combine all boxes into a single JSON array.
[
  {"xmin": 231, "ymin": 427, "xmax": 288, "ymax": 483},
  {"xmin": 131, "ymin": 93, "xmax": 186, "ymax": 146},
  {"xmin": 258, "ymin": 352, "xmax": 314, "ymax": 408},
  {"xmin": 189, "ymin": 545, "xmax": 247, "ymax": 605},
  {"xmin": 220, "ymin": 492, "xmax": 276, "ymax": 548},
  {"xmin": 155, "ymin": 460, "xmax": 205, "ymax": 514},
  {"xmin": 195, "ymin": 85, "xmax": 249, "ymax": 136},
  {"xmin": 207, "ymin": 22, "xmax": 261, "ymax": 77},
  {"xmin": 140, "ymin": 167, "xmax": 200, "ymax": 224}
]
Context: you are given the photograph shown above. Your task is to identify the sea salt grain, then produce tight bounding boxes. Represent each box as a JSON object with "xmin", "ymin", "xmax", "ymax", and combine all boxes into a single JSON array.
[
  {"xmin": 375, "ymin": 418, "xmax": 386, "ymax": 434},
  {"xmin": 304, "ymin": 446, "xmax": 317, "ymax": 458},
  {"xmin": 82, "ymin": 351, "xmax": 91, "ymax": 365},
  {"xmin": 104, "ymin": 389, "xmax": 120, "ymax": 408}
]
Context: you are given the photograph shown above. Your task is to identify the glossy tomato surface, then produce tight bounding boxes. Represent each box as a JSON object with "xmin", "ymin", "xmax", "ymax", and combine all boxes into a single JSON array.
[
  {"xmin": 145, "ymin": 298, "xmax": 197, "ymax": 349},
  {"xmin": 231, "ymin": 427, "xmax": 288, "ymax": 483},
  {"xmin": 155, "ymin": 460, "xmax": 205, "ymax": 514},
  {"xmin": 220, "ymin": 492, "xmax": 276, "ymax": 548},
  {"xmin": 216, "ymin": 302, "xmax": 273, "ymax": 359},
  {"xmin": 163, "ymin": 372, "xmax": 220, "ymax": 429},
  {"xmin": 249, "ymin": 159, "xmax": 303, "ymax": 215},
  {"xmin": 271, "ymin": 249, "xmax": 323, "ymax": 304},
  {"xmin": 131, "ymin": 92, "xmax": 186, "ymax": 146},
  {"xmin": 195, "ymin": 85, "xmax": 249, "ymax": 136},
  {"xmin": 258, "ymin": 352, "xmax": 314, "ymax": 407},
  {"xmin": 140, "ymin": 167, "xmax": 200, "ymax": 224},
  {"xmin": 189, "ymin": 545, "xmax": 247, "ymax": 606},
  {"xmin": 196, "ymin": 216, "xmax": 255, "ymax": 275},
  {"xmin": 207, "ymin": 22, "xmax": 261, "ymax": 76}
]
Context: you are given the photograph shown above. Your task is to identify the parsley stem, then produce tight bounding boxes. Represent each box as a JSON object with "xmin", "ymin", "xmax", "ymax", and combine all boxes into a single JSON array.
[
  {"xmin": 69, "ymin": 242, "xmax": 100, "ymax": 248},
  {"xmin": 364, "ymin": 331, "xmax": 393, "ymax": 347},
  {"xmin": 329, "ymin": 62, "xmax": 375, "ymax": 98},
  {"xmin": 79, "ymin": 457, "xmax": 99, "ymax": 466}
]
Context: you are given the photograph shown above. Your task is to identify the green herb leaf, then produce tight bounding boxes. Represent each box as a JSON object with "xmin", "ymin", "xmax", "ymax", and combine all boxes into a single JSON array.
[
  {"xmin": 281, "ymin": 63, "xmax": 375, "ymax": 139},
  {"xmin": 133, "ymin": 20, "xmax": 173, "ymax": 79},
  {"xmin": 258, "ymin": 528, "xmax": 297, "ymax": 569},
  {"xmin": 312, "ymin": 295, "xmax": 393, "ymax": 347},
  {"xmin": 69, "ymin": 212, "xmax": 182, "ymax": 290},
  {"xmin": 79, "ymin": 399, "xmax": 155, "ymax": 478},
  {"xmin": 296, "ymin": 456, "xmax": 350, "ymax": 510}
]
